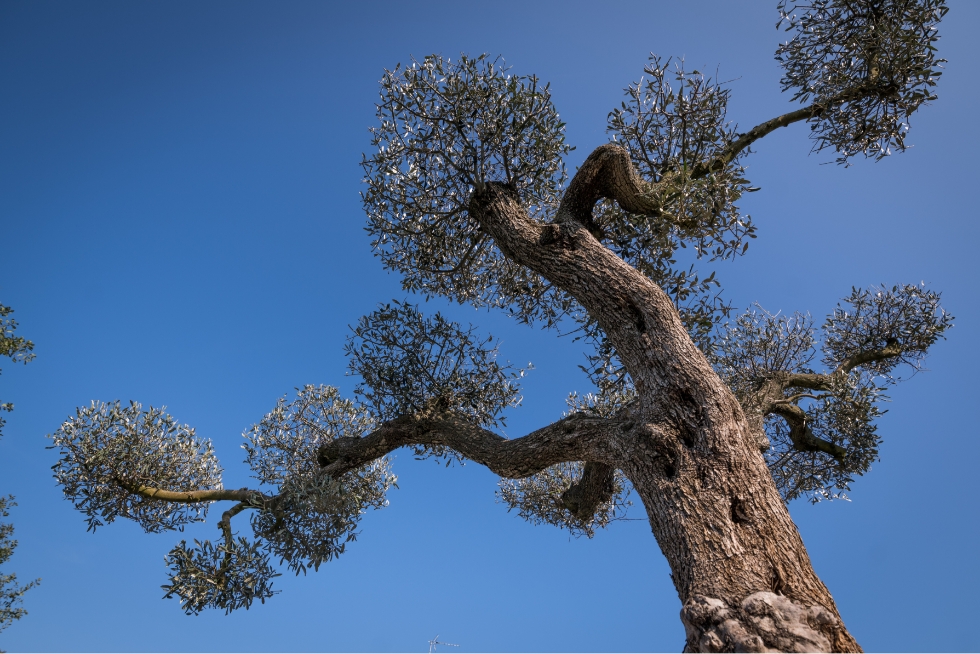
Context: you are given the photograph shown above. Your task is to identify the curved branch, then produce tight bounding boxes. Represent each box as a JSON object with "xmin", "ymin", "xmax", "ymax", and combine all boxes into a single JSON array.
[
  {"xmin": 837, "ymin": 339, "xmax": 902, "ymax": 375},
  {"xmin": 558, "ymin": 143, "xmax": 663, "ymax": 228},
  {"xmin": 560, "ymin": 104, "xmax": 826, "ymax": 226},
  {"xmin": 769, "ymin": 404, "xmax": 847, "ymax": 460},
  {"xmin": 691, "ymin": 104, "xmax": 819, "ymax": 178},
  {"xmin": 771, "ymin": 340, "xmax": 904, "ymax": 393},
  {"xmin": 318, "ymin": 412, "xmax": 628, "ymax": 479}
]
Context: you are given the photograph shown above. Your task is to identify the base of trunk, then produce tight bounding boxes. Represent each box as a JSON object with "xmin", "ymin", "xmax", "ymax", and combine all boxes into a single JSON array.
[{"xmin": 681, "ymin": 592, "xmax": 846, "ymax": 652}]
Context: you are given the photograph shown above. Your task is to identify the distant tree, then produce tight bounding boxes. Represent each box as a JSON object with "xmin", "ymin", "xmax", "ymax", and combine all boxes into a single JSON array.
[
  {"xmin": 48, "ymin": 1, "xmax": 952, "ymax": 651},
  {"xmin": 0, "ymin": 497, "xmax": 38, "ymax": 634},
  {"xmin": 0, "ymin": 304, "xmax": 39, "ymax": 634},
  {"xmin": 1, "ymin": 304, "xmax": 34, "ymax": 440}
]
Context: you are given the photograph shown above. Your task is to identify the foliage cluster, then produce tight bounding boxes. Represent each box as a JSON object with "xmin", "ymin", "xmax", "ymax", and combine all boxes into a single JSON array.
[
  {"xmin": 776, "ymin": 0, "xmax": 948, "ymax": 162},
  {"xmin": 0, "ymin": 305, "xmax": 35, "ymax": 439},
  {"xmin": 713, "ymin": 284, "xmax": 951, "ymax": 501},
  {"xmin": 162, "ymin": 537, "xmax": 278, "ymax": 615},
  {"xmin": 497, "ymin": 462, "xmax": 632, "ymax": 538},
  {"xmin": 363, "ymin": 54, "xmax": 575, "ymax": 328},
  {"xmin": 244, "ymin": 385, "xmax": 395, "ymax": 575},
  {"xmin": 346, "ymin": 302, "xmax": 527, "ymax": 429},
  {"xmin": 51, "ymin": 402, "xmax": 223, "ymax": 532},
  {"xmin": 0, "ymin": 498, "xmax": 39, "ymax": 633},
  {"xmin": 0, "ymin": 305, "xmax": 37, "ymax": 633}
]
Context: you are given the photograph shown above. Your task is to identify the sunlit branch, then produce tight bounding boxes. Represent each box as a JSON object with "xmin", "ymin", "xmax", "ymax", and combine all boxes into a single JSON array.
[
  {"xmin": 774, "ymin": 340, "xmax": 905, "ymax": 394},
  {"xmin": 112, "ymin": 479, "xmax": 268, "ymax": 506}
]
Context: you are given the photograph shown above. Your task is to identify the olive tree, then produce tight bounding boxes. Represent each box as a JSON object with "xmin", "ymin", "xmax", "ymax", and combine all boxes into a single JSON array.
[{"xmin": 48, "ymin": 1, "xmax": 952, "ymax": 650}]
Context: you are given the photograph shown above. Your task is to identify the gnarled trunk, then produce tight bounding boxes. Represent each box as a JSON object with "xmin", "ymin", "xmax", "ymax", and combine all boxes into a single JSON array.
[
  {"xmin": 625, "ymin": 429, "xmax": 858, "ymax": 652},
  {"xmin": 465, "ymin": 149, "xmax": 863, "ymax": 652}
]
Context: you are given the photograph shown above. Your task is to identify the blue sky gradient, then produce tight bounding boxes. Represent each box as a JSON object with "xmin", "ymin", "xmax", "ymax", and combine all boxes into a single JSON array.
[{"xmin": 1, "ymin": 1, "xmax": 978, "ymax": 651}]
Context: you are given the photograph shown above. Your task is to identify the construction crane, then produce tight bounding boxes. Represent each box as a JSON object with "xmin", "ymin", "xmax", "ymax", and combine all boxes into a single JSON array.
[{"xmin": 428, "ymin": 635, "xmax": 459, "ymax": 653}]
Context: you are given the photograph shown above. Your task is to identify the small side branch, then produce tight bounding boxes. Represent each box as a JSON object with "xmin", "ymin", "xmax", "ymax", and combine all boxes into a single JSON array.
[
  {"xmin": 837, "ymin": 339, "xmax": 902, "ymax": 375},
  {"xmin": 318, "ymin": 412, "xmax": 626, "ymax": 479},
  {"xmin": 113, "ymin": 480, "xmax": 268, "ymax": 506},
  {"xmin": 769, "ymin": 404, "xmax": 846, "ymax": 460},
  {"xmin": 768, "ymin": 340, "xmax": 904, "ymax": 395},
  {"xmin": 692, "ymin": 104, "xmax": 819, "ymax": 178},
  {"xmin": 218, "ymin": 502, "xmax": 250, "ymax": 569}
]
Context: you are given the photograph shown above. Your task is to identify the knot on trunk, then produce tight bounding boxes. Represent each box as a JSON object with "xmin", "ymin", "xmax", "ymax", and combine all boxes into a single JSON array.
[{"xmin": 681, "ymin": 592, "xmax": 837, "ymax": 653}]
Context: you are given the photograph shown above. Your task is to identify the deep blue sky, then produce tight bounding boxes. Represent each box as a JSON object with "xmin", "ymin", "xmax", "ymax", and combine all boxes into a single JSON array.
[{"xmin": 1, "ymin": 1, "xmax": 977, "ymax": 651}]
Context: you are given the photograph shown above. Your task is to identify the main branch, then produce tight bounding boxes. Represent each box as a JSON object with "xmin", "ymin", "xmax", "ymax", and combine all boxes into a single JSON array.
[{"xmin": 318, "ymin": 412, "xmax": 630, "ymax": 479}]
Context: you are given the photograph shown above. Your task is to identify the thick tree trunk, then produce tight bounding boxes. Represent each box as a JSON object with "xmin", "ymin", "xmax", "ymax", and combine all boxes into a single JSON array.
[
  {"xmin": 464, "ymin": 151, "xmax": 863, "ymax": 652},
  {"xmin": 624, "ymin": 429, "xmax": 858, "ymax": 652},
  {"xmin": 328, "ymin": 143, "xmax": 864, "ymax": 651}
]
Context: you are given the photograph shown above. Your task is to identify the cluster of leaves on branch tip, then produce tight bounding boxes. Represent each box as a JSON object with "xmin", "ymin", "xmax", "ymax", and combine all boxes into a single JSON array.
[
  {"xmin": 777, "ymin": 0, "xmax": 948, "ymax": 163},
  {"xmin": 346, "ymin": 302, "xmax": 528, "ymax": 438},
  {"xmin": 162, "ymin": 537, "xmax": 279, "ymax": 615},
  {"xmin": 362, "ymin": 53, "xmax": 576, "ymax": 328},
  {"xmin": 49, "ymin": 401, "xmax": 223, "ymax": 532},
  {"xmin": 243, "ymin": 385, "xmax": 395, "ymax": 575},
  {"xmin": 1, "ymin": 304, "xmax": 35, "ymax": 438},
  {"xmin": 713, "ymin": 284, "xmax": 951, "ymax": 502},
  {"xmin": 823, "ymin": 283, "xmax": 952, "ymax": 379}
]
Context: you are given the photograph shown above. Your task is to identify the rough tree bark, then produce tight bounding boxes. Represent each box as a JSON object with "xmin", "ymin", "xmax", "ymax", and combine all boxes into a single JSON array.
[{"xmin": 320, "ymin": 143, "xmax": 862, "ymax": 652}]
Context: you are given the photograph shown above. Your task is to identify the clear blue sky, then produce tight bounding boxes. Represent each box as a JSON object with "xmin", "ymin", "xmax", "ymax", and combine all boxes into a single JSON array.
[{"xmin": 1, "ymin": 1, "xmax": 978, "ymax": 651}]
